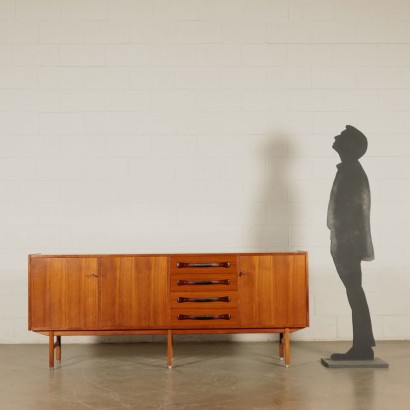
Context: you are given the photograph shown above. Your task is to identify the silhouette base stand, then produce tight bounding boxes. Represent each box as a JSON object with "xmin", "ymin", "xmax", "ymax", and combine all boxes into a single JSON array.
[{"xmin": 321, "ymin": 357, "xmax": 389, "ymax": 369}]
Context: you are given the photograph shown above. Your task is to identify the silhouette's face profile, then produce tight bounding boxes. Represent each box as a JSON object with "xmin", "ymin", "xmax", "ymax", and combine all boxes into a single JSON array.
[{"xmin": 332, "ymin": 129, "xmax": 349, "ymax": 155}]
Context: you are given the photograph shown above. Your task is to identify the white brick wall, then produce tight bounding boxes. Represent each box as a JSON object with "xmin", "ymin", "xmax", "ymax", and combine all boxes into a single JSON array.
[{"xmin": 0, "ymin": 0, "xmax": 409, "ymax": 344}]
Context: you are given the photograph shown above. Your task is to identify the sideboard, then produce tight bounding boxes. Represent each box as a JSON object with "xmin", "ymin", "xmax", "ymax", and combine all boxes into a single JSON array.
[{"xmin": 28, "ymin": 252, "xmax": 309, "ymax": 368}]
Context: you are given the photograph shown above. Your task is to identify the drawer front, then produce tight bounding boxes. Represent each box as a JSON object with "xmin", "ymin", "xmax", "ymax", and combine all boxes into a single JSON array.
[
  {"xmin": 170, "ymin": 308, "xmax": 238, "ymax": 328},
  {"xmin": 170, "ymin": 254, "xmax": 237, "ymax": 274},
  {"xmin": 170, "ymin": 273, "xmax": 237, "ymax": 292},
  {"xmin": 170, "ymin": 291, "xmax": 238, "ymax": 309}
]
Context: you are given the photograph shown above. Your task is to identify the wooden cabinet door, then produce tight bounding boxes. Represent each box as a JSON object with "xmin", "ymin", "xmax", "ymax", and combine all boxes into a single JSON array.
[
  {"xmin": 238, "ymin": 254, "xmax": 308, "ymax": 328},
  {"xmin": 29, "ymin": 257, "xmax": 99, "ymax": 330},
  {"xmin": 99, "ymin": 256, "xmax": 168, "ymax": 329}
]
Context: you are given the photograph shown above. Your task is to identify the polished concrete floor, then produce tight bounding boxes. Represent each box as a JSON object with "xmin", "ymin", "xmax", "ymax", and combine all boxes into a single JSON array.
[{"xmin": 0, "ymin": 341, "xmax": 408, "ymax": 409}]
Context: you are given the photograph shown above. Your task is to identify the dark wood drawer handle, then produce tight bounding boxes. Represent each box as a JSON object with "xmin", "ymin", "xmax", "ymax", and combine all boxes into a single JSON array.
[
  {"xmin": 177, "ymin": 314, "xmax": 231, "ymax": 321},
  {"xmin": 177, "ymin": 279, "xmax": 230, "ymax": 286},
  {"xmin": 176, "ymin": 262, "xmax": 231, "ymax": 268},
  {"xmin": 177, "ymin": 296, "xmax": 231, "ymax": 303}
]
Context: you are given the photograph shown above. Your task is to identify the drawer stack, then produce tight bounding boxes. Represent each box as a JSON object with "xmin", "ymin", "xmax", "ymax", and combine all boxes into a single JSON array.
[{"xmin": 170, "ymin": 254, "xmax": 238, "ymax": 328}]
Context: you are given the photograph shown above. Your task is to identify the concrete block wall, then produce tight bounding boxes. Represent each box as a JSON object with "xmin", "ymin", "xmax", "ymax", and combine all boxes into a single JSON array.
[{"xmin": 0, "ymin": 0, "xmax": 409, "ymax": 343}]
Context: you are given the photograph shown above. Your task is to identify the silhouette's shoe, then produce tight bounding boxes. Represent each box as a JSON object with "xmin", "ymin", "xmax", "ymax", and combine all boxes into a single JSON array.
[{"xmin": 330, "ymin": 347, "xmax": 374, "ymax": 361}]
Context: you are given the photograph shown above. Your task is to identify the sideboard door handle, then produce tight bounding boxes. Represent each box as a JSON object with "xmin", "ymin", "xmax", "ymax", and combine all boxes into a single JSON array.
[
  {"xmin": 176, "ymin": 279, "xmax": 230, "ymax": 286},
  {"xmin": 176, "ymin": 262, "xmax": 231, "ymax": 268},
  {"xmin": 177, "ymin": 314, "xmax": 231, "ymax": 321},
  {"xmin": 177, "ymin": 296, "xmax": 231, "ymax": 303}
]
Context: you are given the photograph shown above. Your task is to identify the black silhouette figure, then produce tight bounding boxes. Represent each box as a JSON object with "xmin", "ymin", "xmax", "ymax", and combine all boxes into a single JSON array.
[{"xmin": 327, "ymin": 125, "xmax": 375, "ymax": 360}]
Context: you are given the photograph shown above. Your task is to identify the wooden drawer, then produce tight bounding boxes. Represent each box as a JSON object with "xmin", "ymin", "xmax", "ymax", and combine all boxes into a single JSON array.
[
  {"xmin": 169, "ymin": 254, "xmax": 237, "ymax": 274},
  {"xmin": 170, "ymin": 273, "xmax": 237, "ymax": 292},
  {"xmin": 170, "ymin": 291, "xmax": 238, "ymax": 309},
  {"xmin": 170, "ymin": 308, "xmax": 238, "ymax": 328}
]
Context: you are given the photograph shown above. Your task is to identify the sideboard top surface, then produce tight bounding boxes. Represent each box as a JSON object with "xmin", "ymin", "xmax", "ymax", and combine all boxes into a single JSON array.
[{"xmin": 29, "ymin": 251, "xmax": 308, "ymax": 259}]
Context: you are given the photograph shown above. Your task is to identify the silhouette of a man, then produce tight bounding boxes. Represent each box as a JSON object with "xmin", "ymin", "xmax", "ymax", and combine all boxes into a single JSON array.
[{"xmin": 327, "ymin": 125, "xmax": 375, "ymax": 360}]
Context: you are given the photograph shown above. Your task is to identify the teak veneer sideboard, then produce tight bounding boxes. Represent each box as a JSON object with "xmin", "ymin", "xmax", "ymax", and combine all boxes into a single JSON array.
[{"xmin": 28, "ymin": 252, "xmax": 309, "ymax": 369}]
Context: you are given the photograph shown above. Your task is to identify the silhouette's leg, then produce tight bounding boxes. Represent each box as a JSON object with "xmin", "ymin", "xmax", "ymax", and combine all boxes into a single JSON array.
[{"xmin": 331, "ymin": 258, "xmax": 375, "ymax": 360}]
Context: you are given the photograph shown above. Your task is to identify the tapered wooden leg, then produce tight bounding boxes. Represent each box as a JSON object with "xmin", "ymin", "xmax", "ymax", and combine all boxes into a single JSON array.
[
  {"xmin": 167, "ymin": 330, "xmax": 173, "ymax": 368},
  {"xmin": 279, "ymin": 332, "xmax": 284, "ymax": 360},
  {"xmin": 284, "ymin": 328, "xmax": 290, "ymax": 368},
  {"xmin": 49, "ymin": 332, "xmax": 55, "ymax": 370},
  {"xmin": 56, "ymin": 336, "xmax": 61, "ymax": 363}
]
